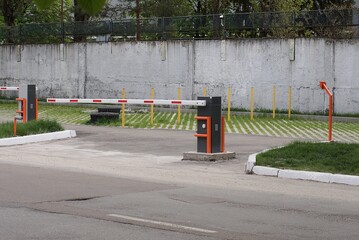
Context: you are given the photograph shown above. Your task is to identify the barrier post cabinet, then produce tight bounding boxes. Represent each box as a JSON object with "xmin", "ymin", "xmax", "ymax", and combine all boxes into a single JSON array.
[
  {"xmin": 196, "ymin": 96, "xmax": 222, "ymax": 153},
  {"xmin": 19, "ymin": 84, "xmax": 37, "ymax": 122}
]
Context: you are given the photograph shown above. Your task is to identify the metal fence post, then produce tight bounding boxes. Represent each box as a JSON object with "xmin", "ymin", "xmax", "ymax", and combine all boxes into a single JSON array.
[
  {"xmin": 109, "ymin": 20, "xmax": 113, "ymax": 39},
  {"xmin": 18, "ymin": 25, "xmax": 22, "ymax": 44},
  {"xmin": 61, "ymin": 21, "xmax": 65, "ymax": 43},
  {"xmin": 161, "ymin": 17, "xmax": 165, "ymax": 40}
]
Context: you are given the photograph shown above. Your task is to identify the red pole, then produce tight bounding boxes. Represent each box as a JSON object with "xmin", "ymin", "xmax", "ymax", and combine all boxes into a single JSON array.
[
  {"xmin": 36, "ymin": 99, "xmax": 39, "ymax": 121},
  {"xmin": 319, "ymin": 81, "xmax": 333, "ymax": 142},
  {"xmin": 14, "ymin": 118, "xmax": 17, "ymax": 137},
  {"xmin": 328, "ymin": 94, "xmax": 333, "ymax": 141},
  {"xmin": 207, "ymin": 117, "xmax": 211, "ymax": 153}
]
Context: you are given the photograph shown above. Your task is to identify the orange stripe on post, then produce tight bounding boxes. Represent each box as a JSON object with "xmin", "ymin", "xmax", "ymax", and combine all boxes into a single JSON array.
[
  {"xmin": 36, "ymin": 99, "xmax": 38, "ymax": 121},
  {"xmin": 194, "ymin": 116, "xmax": 212, "ymax": 153},
  {"xmin": 194, "ymin": 133, "xmax": 208, "ymax": 138},
  {"xmin": 194, "ymin": 116, "xmax": 209, "ymax": 121},
  {"xmin": 23, "ymin": 99, "xmax": 27, "ymax": 123},
  {"xmin": 207, "ymin": 117, "xmax": 211, "ymax": 153},
  {"xmin": 221, "ymin": 116, "xmax": 225, "ymax": 152}
]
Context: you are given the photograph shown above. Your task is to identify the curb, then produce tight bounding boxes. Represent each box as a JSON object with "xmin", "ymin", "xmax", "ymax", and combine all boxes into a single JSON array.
[
  {"xmin": 246, "ymin": 151, "xmax": 359, "ymax": 186},
  {"xmin": 0, "ymin": 130, "xmax": 77, "ymax": 146}
]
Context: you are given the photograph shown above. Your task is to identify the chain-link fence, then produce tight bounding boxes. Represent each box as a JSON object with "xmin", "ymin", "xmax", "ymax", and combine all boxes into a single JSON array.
[{"xmin": 0, "ymin": 8, "xmax": 358, "ymax": 44}]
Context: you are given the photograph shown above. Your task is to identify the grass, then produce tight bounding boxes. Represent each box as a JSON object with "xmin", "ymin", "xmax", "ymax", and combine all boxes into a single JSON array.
[
  {"xmin": 0, "ymin": 119, "xmax": 64, "ymax": 138},
  {"xmin": 256, "ymin": 142, "xmax": 359, "ymax": 176}
]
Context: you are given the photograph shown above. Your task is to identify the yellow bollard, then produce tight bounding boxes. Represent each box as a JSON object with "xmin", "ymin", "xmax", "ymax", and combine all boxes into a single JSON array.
[
  {"xmin": 150, "ymin": 87, "xmax": 154, "ymax": 125},
  {"xmin": 272, "ymin": 85, "xmax": 276, "ymax": 119},
  {"xmin": 288, "ymin": 86, "xmax": 292, "ymax": 119},
  {"xmin": 177, "ymin": 87, "xmax": 181, "ymax": 125},
  {"xmin": 203, "ymin": 87, "xmax": 207, "ymax": 97},
  {"xmin": 250, "ymin": 87, "xmax": 254, "ymax": 120},
  {"xmin": 227, "ymin": 87, "xmax": 231, "ymax": 122},
  {"xmin": 121, "ymin": 88, "xmax": 126, "ymax": 128}
]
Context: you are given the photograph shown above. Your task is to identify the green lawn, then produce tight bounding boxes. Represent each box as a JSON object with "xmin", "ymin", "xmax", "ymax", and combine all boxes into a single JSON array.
[
  {"xmin": 0, "ymin": 119, "xmax": 64, "ymax": 138},
  {"xmin": 256, "ymin": 142, "xmax": 359, "ymax": 176}
]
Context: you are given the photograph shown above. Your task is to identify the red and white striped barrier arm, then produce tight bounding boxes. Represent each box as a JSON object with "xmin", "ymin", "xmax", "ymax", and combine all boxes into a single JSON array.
[
  {"xmin": 0, "ymin": 87, "xmax": 19, "ymax": 91},
  {"xmin": 47, "ymin": 98, "xmax": 206, "ymax": 106}
]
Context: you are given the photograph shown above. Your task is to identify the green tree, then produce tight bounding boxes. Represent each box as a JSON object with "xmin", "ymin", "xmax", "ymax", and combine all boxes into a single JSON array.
[
  {"xmin": 250, "ymin": 0, "xmax": 313, "ymax": 12},
  {"xmin": 227, "ymin": 0, "xmax": 255, "ymax": 13},
  {"xmin": 93, "ymin": 0, "xmax": 132, "ymax": 20},
  {"xmin": 18, "ymin": 0, "xmax": 72, "ymax": 24},
  {"xmin": 33, "ymin": 0, "xmax": 107, "ymax": 42},
  {"xmin": 0, "ymin": 0, "xmax": 32, "ymax": 43},
  {"xmin": 248, "ymin": 0, "xmax": 314, "ymax": 37},
  {"xmin": 33, "ymin": 0, "xmax": 107, "ymax": 16},
  {"xmin": 1, "ymin": 0, "xmax": 31, "ymax": 27},
  {"xmin": 313, "ymin": 0, "xmax": 355, "ymax": 10}
]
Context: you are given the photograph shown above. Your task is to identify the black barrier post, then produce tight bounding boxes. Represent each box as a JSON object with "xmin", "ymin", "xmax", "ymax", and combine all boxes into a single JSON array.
[
  {"xmin": 19, "ymin": 84, "xmax": 37, "ymax": 122},
  {"xmin": 197, "ymin": 96, "xmax": 222, "ymax": 153}
]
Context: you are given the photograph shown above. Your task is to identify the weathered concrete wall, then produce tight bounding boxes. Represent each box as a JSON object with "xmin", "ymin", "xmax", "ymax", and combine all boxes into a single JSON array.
[
  {"xmin": 0, "ymin": 39, "xmax": 358, "ymax": 114},
  {"xmin": 84, "ymin": 41, "xmax": 194, "ymax": 100},
  {"xmin": 193, "ymin": 39, "xmax": 358, "ymax": 114},
  {"xmin": 0, "ymin": 44, "xmax": 86, "ymax": 98}
]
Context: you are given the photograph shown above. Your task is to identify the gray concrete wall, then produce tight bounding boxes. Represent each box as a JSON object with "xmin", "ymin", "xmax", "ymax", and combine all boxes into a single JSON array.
[{"xmin": 0, "ymin": 39, "xmax": 358, "ymax": 114}]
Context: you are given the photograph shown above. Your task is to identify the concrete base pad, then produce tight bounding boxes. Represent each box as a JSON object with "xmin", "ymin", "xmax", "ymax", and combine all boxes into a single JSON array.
[{"xmin": 182, "ymin": 151, "xmax": 236, "ymax": 161}]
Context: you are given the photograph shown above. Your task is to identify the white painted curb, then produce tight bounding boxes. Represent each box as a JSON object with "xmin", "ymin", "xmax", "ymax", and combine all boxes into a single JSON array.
[
  {"xmin": 245, "ymin": 153, "xmax": 257, "ymax": 174},
  {"xmin": 0, "ymin": 130, "xmax": 77, "ymax": 146},
  {"xmin": 246, "ymin": 150, "xmax": 359, "ymax": 186},
  {"xmin": 278, "ymin": 170, "xmax": 331, "ymax": 183},
  {"xmin": 253, "ymin": 166, "xmax": 279, "ymax": 176},
  {"xmin": 330, "ymin": 174, "xmax": 359, "ymax": 186}
]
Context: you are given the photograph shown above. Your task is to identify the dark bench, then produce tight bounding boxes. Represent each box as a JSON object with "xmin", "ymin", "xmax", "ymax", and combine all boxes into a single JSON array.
[
  {"xmin": 90, "ymin": 112, "xmax": 119, "ymax": 123},
  {"xmin": 97, "ymin": 107, "xmax": 122, "ymax": 113}
]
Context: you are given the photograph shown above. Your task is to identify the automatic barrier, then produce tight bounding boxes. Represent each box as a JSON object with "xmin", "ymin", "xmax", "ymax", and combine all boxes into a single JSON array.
[
  {"xmin": 47, "ymin": 98, "xmax": 206, "ymax": 106},
  {"xmin": 47, "ymin": 96, "xmax": 227, "ymax": 154}
]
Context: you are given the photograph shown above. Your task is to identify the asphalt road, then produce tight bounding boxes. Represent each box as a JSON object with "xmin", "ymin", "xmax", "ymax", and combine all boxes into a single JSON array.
[{"xmin": 0, "ymin": 125, "xmax": 358, "ymax": 240}]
